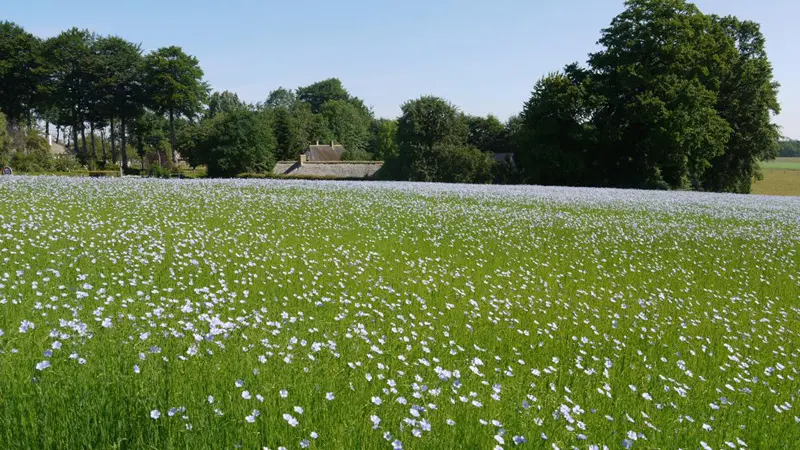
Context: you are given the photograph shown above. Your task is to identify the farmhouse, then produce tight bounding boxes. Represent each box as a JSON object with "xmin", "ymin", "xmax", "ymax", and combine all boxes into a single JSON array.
[
  {"xmin": 302, "ymin": 142, "xmax": 345, "ymax": 163},
  {"xmin": 273, "ymin": 142, "xmax": 383, "ymax": 178}
]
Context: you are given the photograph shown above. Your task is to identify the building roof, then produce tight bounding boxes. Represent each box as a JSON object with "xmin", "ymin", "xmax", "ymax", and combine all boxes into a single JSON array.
[{"xmin": 305, "ymin": 144, "xmax": 345, "ymax": 162}]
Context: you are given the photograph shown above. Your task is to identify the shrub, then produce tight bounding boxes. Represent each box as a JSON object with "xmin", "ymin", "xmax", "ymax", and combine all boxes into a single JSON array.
[{"xmin": 148, "ymin": 162, "xmax": 171, "ymax": 179}]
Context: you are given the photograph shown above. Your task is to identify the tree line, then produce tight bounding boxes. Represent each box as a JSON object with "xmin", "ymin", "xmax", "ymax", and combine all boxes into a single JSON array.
[
  {"xmin": 778, "ymin": 140, "xmax": 800, "ymax": 157},
  {"xmin": 0, "ymin": 0, "xmax": 785, "ymax": 192}
]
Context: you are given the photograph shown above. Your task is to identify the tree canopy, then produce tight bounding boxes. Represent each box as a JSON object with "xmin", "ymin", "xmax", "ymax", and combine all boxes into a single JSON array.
[{"xmin": 0, "ymin": 2, "xmax": 785, "ymax": 186}]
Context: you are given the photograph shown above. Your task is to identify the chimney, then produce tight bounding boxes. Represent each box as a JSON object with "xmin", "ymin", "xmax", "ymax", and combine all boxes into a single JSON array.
[{"xmin": 299, "ymin": 152, "xmax": 306, "ymax": 165}]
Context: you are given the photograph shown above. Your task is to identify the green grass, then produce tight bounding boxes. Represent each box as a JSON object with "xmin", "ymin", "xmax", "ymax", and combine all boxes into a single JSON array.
[
  {"xmin": 0, "ymin": 178, "xmax": 798, "ymax": 449},
  {"xmin": 760, "ymin": 157, "xmax": 800, "ymax": 170}
]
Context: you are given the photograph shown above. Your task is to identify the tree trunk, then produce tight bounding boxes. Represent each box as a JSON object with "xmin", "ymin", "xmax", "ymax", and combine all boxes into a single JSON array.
[
  {"xmin": 81, "ymin": 124, "xmax": 88, "ymax": 162},
  {"xmin": 72, "ymin": 111, "xmax": 80, "ymax": 163},
  {"xmin": 121, "ymin": 115, "xmax": 128, "ymax": 170},
  {"xmin": 45, "ymin": 121, "xmax": 50, "ymax": 137},
  {"xmin": 110, "ymin": 118, "xmax": 117, "ymax": 164},
  {"xmin": 137, "ymin": 134, "xmax": 145, "ymax": 170},
  {"xmin": 100, "ymin": 128, "xmax": 107, "ymax": 165},
  {"xmin": 169, "ymin": 109, "xmax": 177, "ymax": 164},
  {"xmin": 55, "ymin": 126, "xmax": 60, "ymax": 144},
  {"xmin": 90, "ymin": 123, "xmax": 96, "ymax": 165}
]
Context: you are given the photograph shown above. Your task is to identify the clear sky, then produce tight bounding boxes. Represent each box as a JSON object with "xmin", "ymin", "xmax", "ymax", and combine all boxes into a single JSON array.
[{"xmin": 5, "ymin": 0, "xmax": 799, "ymax": 137}]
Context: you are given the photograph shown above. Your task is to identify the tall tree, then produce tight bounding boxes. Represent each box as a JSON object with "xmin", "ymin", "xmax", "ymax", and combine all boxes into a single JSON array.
[
  {"xmin": 588, "ymin": 0, "xmax": 735, "ymax": 189},
  {"xmin": 391, "ymin": 96, "xmax": 475, "ymax": 182},
  {"xmin": 93, "ymin": 36, "xmax": 143, "ymax": 169},
  {"xmin": 42, "ymin": 28, "xmax": 95, "ymax": 164},
  {"xmin": 369, "ymin": 118, "xmax": 399, "ymax": 161},
  {"xmin": 517, "ymin": 69, "xmax": 598, "ymax": 186},
  {"xmin": 0, "ymin": 22, "xmax": 44, "ymax": 126},
  {"xmin": 701, "ymin": 16, "xmax": 781, "ymax": 193},
  {"xmin": 320, "ymin": 99, "xmax": 372, "ymax": 152},
  {"xmin": 196, "ymin": 109, "xmax": 277, "ymax": 177},
  {"xmin": 263, "ymin": 87, "xmax": 297, "ymax": 110},
  {"xmin": 144, "ymin": 46, "xmax": 208, "ymax": 163},
  {"xmin": 297, "ymin": 78, "xmax": 349, "ymax": 113},
  {"xmin": 207, "ymin": 90, "xmax": 247, "ymax": 118},
  {"xmin": 464, "ymin": 114, "xmax": 507, "ymax": 154}
]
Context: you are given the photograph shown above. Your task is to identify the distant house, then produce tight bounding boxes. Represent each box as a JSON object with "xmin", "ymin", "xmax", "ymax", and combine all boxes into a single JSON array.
[{"xmin": 302, "ymin": 142, "xmax": 345, "ymax": 162}]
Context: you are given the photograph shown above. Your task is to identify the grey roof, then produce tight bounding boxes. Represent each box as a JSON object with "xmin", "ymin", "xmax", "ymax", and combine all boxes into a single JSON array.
[{"xmin": 305, "ymin": 144, "xmax": 345, "ymax": 162}]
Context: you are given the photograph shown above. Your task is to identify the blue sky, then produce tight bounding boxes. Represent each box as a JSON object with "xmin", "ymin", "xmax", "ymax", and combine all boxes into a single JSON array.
[{"xmin": 5, "ymin": 0, "xmax": 799, "ymax": 137}]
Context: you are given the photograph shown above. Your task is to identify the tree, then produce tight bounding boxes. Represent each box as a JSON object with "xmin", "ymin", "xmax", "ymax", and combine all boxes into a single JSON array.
[
  {"xmin": 369, "ymin": 118, "xmax": 398, "ymax": 161},
  {"xmin": 778, "ymin": 140, "xmax": 800, "ymax": 157},
  {"xmin": 132, "ymin": 110, "xmax": 170, "ymax": 168},
  {"xmin": 262, "ymin": 87, "xmax": 296, "ymax": 110},
  {"xmin": 93, "ymin": 36, "xmax": 144, "ymax": 169},
  {"xmin": 297, "ymin": 78, "xmax": 349, "ymax": 113},
  {"xmin": 0, "ymin": 111, "xmax": 10, "ymax": 164},
  {"xmin": 144, "ymin": 46, "xmax": 208, "ymax": 163},
  {"xmin": 588, "ymin": 0, "xmax": 735, "ymax": 189},
  {"xmin": 464, "ymin": 114, "xmax": 507, "ymax": 154},
  {"xmin": 390, "ymin": 96, "xmax": 484, "ymax": 182},
  {"xmin": 41, "ymin": 28, "xmax": 95, "ymax": 164},
  {"xmin": 195, "ymin": 109, "xmax": 277, "ymax": 177},
  {"xmin": 700, "ymin": 16, "xmax": 781, "ymax": 193},
  {"xmin": 397, "ymin": 96, "xmax": 466, "ymax": 151},
  {"xmin": 0, "ymin": 22, "xmax": 44, "ymax": 126},
  {"xmin": 320, "ymin": 99, "xmax": 372, "ymax": 153},
  {"xmin": 517, "ymin": 70, "xmax": 597, "ymax": 186},
  {"xmin": 207, "ymin": 90, "xmax": 247, "ymax": 118}
]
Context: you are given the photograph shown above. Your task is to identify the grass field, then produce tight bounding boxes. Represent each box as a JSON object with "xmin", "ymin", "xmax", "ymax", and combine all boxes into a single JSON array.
[
  {"xmin": 760, "ymin": 157, "xmax": 800, "ymax": 170},
  {"xmin": 0, "ymin": 177, "xmax": 798, "ymax": 449},
  {"xmin": 754, "ymin": 158, "xmax": 800, "ymax": 196}
]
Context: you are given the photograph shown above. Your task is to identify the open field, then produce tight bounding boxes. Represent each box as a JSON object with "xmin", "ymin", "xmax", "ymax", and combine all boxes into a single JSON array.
[
  {"xmin": 753, "ymin": 158, "xmax": 800, "ymax": 196},
  {"xmin": 760, "ymin": 157, "xmax": 800, "ymax": 170},
  {"xmin": 0, "ymin": 177, "xmax": 798, "ymax": 449}
]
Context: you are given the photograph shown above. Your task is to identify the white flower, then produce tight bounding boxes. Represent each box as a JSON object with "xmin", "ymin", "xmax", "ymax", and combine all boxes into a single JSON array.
[
  {"xmin": 150, "ymin": 410, "xmax": 161, "ymax": 420},
  {"xmin": 283, "ymin": 413, "xmax": 298, "ymax": 427}
]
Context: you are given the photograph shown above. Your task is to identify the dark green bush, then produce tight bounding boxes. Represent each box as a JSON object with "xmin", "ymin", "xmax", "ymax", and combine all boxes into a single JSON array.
[{"xmin": 148, "ymin": 162, "xmax": 171, "ymax": 178}]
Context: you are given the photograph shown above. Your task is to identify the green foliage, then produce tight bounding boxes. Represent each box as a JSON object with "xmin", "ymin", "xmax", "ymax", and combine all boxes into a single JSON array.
[
  {"xmin": 207, "ymin": 90, "xmax": 248, "ymax": 118},
  {"xmin": 464, "ymin": 114, "xmax": 507, "ymax": 154},
  {"xmin": 397, "ymin": 96, "xmax": 467, "ymax": 151},
  {"xmin": 195, "ymin": 110, "xmax": 277, "ymax": 178},
  {"xmin": 144, "ymin": 46, "xmax": 209, "ymax": 159},
  {"xmin": 8, "ymin": 128, "xmax": 56, "ymax": 172},
  {"xmin": 297, "ymin": 78, "xmax": 350, "ymax": 114},
  {"xmin": 517, "ymin": 71, "xmax": 596, "ymax": 186},
  {"xmin": 516, "ymin": 0, "xmax": 781, "ymax": 193},
  {"xmin": 262, "ymin": 87, "xmax": 296, "ymax": 110},
  {"xmin": 143, "ymin": 46, "xmax": 207, "ymax": 120},
  {"xmin": 435, "ymin": 144, "xmax": 495, "ymax": 184},
  {"xmin": 148, "ymin": 162, "xmax": 171, "ymax": 178},
  {"xmin": 369, "ymin": 118, "xmax": 398, "ymax": 161},
  {"xmin": 340, "ymin": 147, "xmax": 372, "ymax": 161},
  {"xmin": 0, "ymin": 111, "xmax": 10, "ymax": 164},
  {"xmin": 320, "ymin": 99, "xmax": 372, "ymax": 153},
  {"xmin": 0, "ymin": 22, "xmax": 44, "ymax": 124},
  {"xmin": 388, "ymin": 96, "xmax": 490, "ymax": 182},
  {"xmin": 778, "ymin": 140, "xmax": 800, "ymax": 157}
]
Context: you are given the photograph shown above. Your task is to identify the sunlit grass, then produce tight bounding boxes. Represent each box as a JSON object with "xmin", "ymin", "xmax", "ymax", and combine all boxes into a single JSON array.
[{"xmin": 0, "ymin": 177, "xmax": 798, "ymax": 449}]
